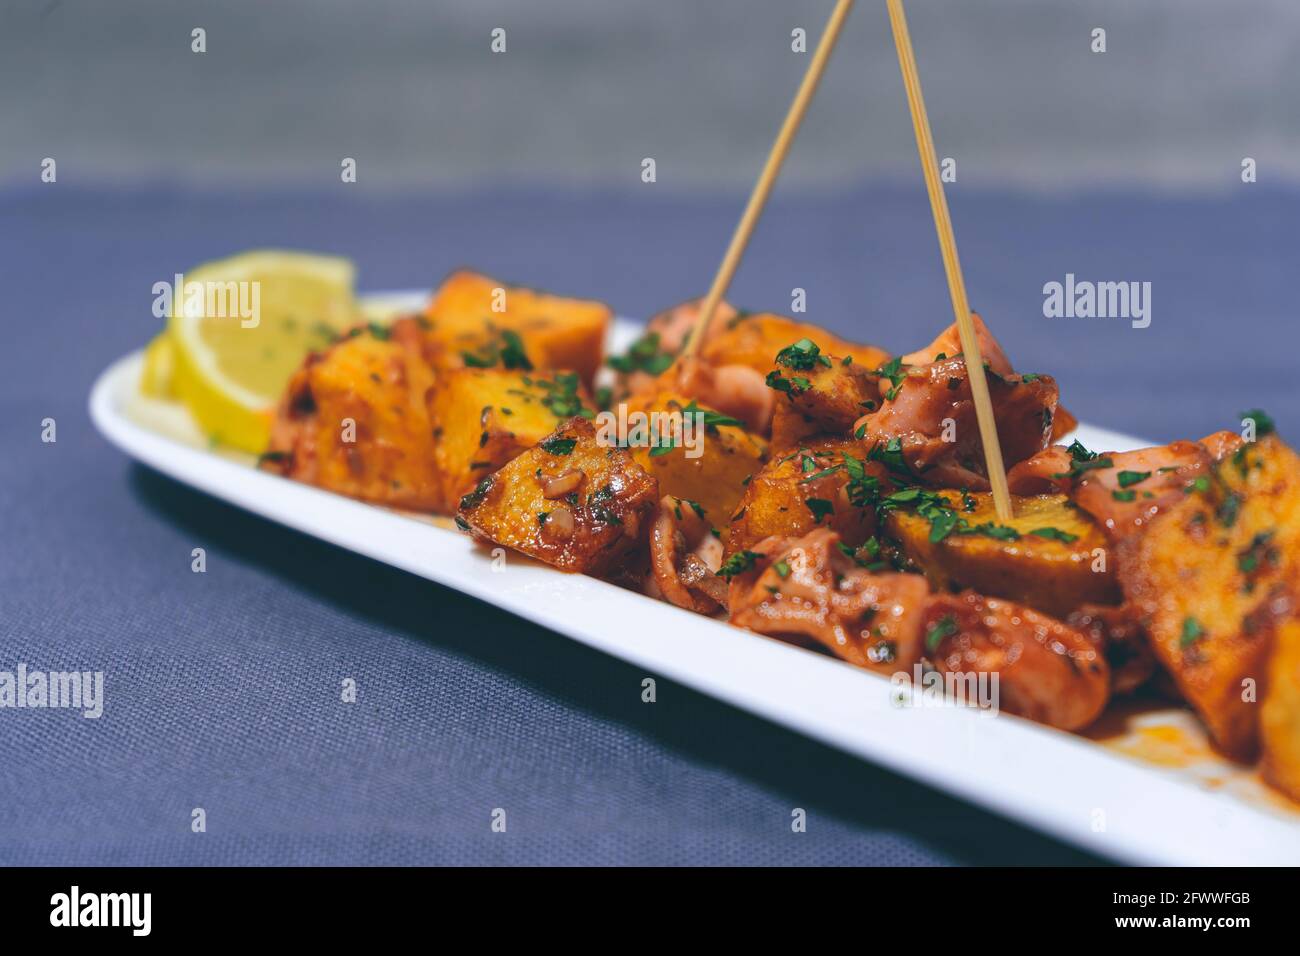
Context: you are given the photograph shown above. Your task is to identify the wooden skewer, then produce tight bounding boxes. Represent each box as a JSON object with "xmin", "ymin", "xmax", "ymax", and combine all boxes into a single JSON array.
[
  {"xmin": 682, "ymin": 0, "xmax": 856, "ymax": 358},
  {"xmin": 885, "ymin": 0, "xmax": 1013, "ymax": 521}
]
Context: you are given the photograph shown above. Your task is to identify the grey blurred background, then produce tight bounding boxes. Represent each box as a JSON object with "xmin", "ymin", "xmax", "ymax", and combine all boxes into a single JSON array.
[{"xmin": 3, "ymin": 0, "xmax": 1299, "ymax": 192}]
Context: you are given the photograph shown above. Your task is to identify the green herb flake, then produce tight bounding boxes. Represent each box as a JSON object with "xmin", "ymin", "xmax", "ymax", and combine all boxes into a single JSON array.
[
  {"xmin": 1116, "ymin": 470, "xmax": 1151, "ymax": 488},
  {"xmin": 539, "ymin": 437, "xmax": 577, "ymax": 456},
  {"xmin": 925, "ymin": 615, "xmax": 959, "ymax": 653},
  {"xmin": 718, "ymin": 550, "xmax": 762, "ymax": 580}
]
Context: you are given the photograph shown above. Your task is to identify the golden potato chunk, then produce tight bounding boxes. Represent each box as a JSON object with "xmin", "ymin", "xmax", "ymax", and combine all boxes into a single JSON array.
[
  {"xmin": 885, "ymin": 491, "xmax": 1119, "ymax": 619},
  {"xmin": 1119, "ymin": 434, "xmax": 1300, "ymax": 759},
  {"xmin": 456, "ymin": 417, "xmax": 659, "ymax": 575},
  {"xmin": 701, "ymin": 312, "xmax": 889, "ymax": 376},
  {"xmin": 726, "ymin": 438, "xmax": 881, "ymax": 557},
  {"xmin": 262, "ymin": 327, "xmax": 442, "ymax": 510},
  {"xmin": 422, "ymin": 270, "xmax": 610, "ymax": 385},
  {"xmin": 1262, "ymin": 619, "xmax": 1300, "ymax": 803},
  {"xmin": 764, "ymin": 337, "xmax": 880, "ymax": 434},
  {"xmin": 621, "ymin": 390, "xmax": 767, "ymax": 532},
  {"xmin": 428, "ymin": 367, "xmax": 594, "ymax": 507}
]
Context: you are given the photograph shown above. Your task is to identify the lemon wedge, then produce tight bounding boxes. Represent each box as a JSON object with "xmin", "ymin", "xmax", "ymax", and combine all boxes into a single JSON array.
[
  {"xmin": 164, "ymin": 250, "xmax": 359, "ymax": 453},
  {"xmin": 139, "ymin": 332, "xmax": 177, "ymax": 399}
]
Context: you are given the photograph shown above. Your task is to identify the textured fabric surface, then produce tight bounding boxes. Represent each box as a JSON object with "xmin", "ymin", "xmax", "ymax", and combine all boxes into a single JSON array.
[{"xmin": 1, "ymin": 183, "xmax": 1293, "ymax": 866}]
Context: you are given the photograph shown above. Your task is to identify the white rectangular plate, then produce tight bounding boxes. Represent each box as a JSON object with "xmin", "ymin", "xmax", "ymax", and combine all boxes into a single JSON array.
[{"xmin": 90, "ymin": 294, "xmax": 1300, "ymax": 866}]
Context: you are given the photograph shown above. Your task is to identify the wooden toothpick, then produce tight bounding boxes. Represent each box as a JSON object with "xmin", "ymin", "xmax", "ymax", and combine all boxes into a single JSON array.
[
  {"xmin": 886, "ymin": 0, "xmax": 1013, "ymax": 520},
  {"xmin": 682, "ymin": 0, "xmax": 856, "ymax": 358}
]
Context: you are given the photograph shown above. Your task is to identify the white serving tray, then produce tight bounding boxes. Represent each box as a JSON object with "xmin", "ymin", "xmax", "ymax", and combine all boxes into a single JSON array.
[{"xmin": 89, "ymin": 294, "xmax": 1300, "ymax": 866}]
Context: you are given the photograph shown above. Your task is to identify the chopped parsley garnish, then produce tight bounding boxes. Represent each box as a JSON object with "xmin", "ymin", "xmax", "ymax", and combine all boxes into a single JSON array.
[
  {"xmin": 766, "ymin": 369, "xmax": 811, "ymax": 396},
  {"xmin": 459, "ymin": 476, "xmax": 493, "ymax": 511},
  {"xmin": 805, "ymin": 497, "xmax": 835, "ymax": 522},
  {"xmin": 718, "ymin": 550, "xmax": 762, "ymax": 580},
  {"xmin": 1066, "ymin": 439, "xmax": 1097, "ymax": 462},
  {"xmin": 867, "ymin": 437, "xmax": 913, "ymax": 479},
  {"xmin": 538, "ymin": 372, "xmax": 591, "ymax": 419},
  {"xmin": 367, "ymin": 321, "xmax": 391, "ymax": 340},
  {"xmin": 874, "ymin": 357, "xmax": 908, "ymax": 401},
  {"xmin": 1216, "ymin": 491, "xmax": 1243, "ymax": 528},
  {"xmin": 1111, "ymin": 489, "xmax": 1136, "ymax": 502},
  {"xmin": 539, "ymin": 437, "xmax": 577, "ymax": 456},
  {"xmin": 773, "ymin": 559, "xmax": 791, "ymax": 579},
  {"xmin": 925, "ymin": 615, "xmax": 959, "ymax": 653},
  {"xmin": 587, "ymin": 484, "xmax": 622, "ymax": 525},
  {"xmin": 682, "ymin": 400, "xmax": 744, "ymax": 429},
  {"xmin": 607, "ymin": 331, "xmax": 675, "ymax": 376},
  {"xmin": 461, "ymin": 328, "xmax": 532, "ymax": 370},
  {"xmin": 1029, "ymin": 527, "xmax": 1079, "ymax": 543},
  {"xmin": 1116, "ymin": 470, "xmax": 1150, "ymax": 488},
  {"xmin": 1180, "ymin": 616, "xmax": 1205, "ymax": 648},
  {"xmin": 803, "ymin": 463, "xmax": 845, "ymax": 483},
  {"xmin": 774, "ymin": 338, "xmax": 831, "ymax": 371},
  {"xmin": 1240, "ymin": 408, "xmax": 1276, "ymax": 437},
  {"xmin": 1054, "ymin": 455, "xmax": 1114, "ymax": 481}
]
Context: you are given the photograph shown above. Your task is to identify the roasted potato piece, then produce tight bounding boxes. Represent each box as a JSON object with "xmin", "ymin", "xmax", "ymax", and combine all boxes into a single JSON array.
[
  {"xmin": 924, "ymin": 591, "xmax": 1110, "ymax": 731},
  {"xmin": 726, "ymin": 438, "xmax": 881, "ymax": 556},
  {"xmin": 728, "ymin": 528, "xmax": 930, "ymax": 674},
  {"xmin": 701, "ymin": 312, "xmax": 889, "ymax": 376},
  {"xmin": 428, "ymin": 367, "xmax": 594, "ymax": 506},
  {"xmin": 765, "ymin": 337, "xmax": 880, "ymax": 432},
  {"xmin": 622, "ymin": 390, "xmax": 767, "ymax": 532},
  {"xmin": 1119, "ymin": 434, "xmax": 1300, "ymax": 759},
  {"xmin": 456, "ymin": 417, "xmax": 658, "ymax": 575},
  {"xmin": 422, "ymin": 269, "xmax": 610, "ymax": 385},
  {"xmin": 885, "ymin": 491, "xmax": 1119, "ymax": 619},
  {"xmin": 262, "ymin": 327, "xmax": 442, "ymax": 510},
  {"xmin": 1262, "ymin": 619, "xmax": 1300, "ymax": 803}
]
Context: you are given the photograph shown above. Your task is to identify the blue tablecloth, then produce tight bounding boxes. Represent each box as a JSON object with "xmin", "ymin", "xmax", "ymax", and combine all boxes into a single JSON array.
[{"xmin": 2, "ymin": 182, "xmax": 1295, "ymax": 865}]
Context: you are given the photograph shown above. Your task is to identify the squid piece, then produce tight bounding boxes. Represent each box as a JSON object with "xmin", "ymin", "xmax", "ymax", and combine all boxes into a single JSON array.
[
  {"xmin": 1065, "ymin": 603, "xmax": 1158, "ymax": 696},
  {"xmin": 924, "ymin": 592, "xmax": 1111, "ymax": 731},
  {"xmin": 1011, "ymin": 430, "xmax": 1244, "ymax": 541},
  {"xmin": 645, "ymin": 296, "xmax": 739, "ymax": 354},
  {"xmin": 1070, "ymin": 441, "xmax": 1213, "ymax": 541},
  {"xmin": 648, "ymin": 495, "xmax": 728, "ymax": 614},
  {"xmin": 728, "ymin": 528, "xmax": 930, "ymax": 674},
  {"xmin": 857, "ymin": 356, "xmax": 1058, "ymax": 489},
  {"xmin": 901, "ymin": 312, "xmax": 1014, "ymax": 376},
  {"xmin": 667, "ymin": 356, "xmax": 776, "ymax": 435}
]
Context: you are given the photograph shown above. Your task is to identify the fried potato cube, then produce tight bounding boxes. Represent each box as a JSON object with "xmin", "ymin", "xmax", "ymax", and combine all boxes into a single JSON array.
[
  {"xmin": 428, "ymin": 367, "xmax": 594, "ymax": 507},
  {"xmin": 1262, "ymin": 619, "xmax": 1300, "ymax": 803},
  {"xmin": 885, "ymin": 491, "xmax": 1119, "ymax": 619},
  {"xmin": 726, "ymin": 438, "xmax": 880, "ymax": 556},
  {"xmin": 262, "ymin": 327, "xmax": 443, "ymax": 510},
  {"xmin": 621, "ymin": 390, "xmax": 767, "ymax": 532},
  {"xmin": 701, "ymin": 313, "xmax": 889, "ymax": 376},
  {"xmin": 456, "ymin": 416, "xmax": 659, "ymax": 574},
  {"xmin": 1119, "ymin": 434, "xmax": 1300, "ymax": 759},
  {"xmin": 765, "ymin": 338, "xmax": 880, "ymax": 433},
  {"xmin": 422, "ymin": 270, "xmax": 610, "ymax": 385}
]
